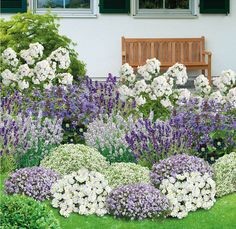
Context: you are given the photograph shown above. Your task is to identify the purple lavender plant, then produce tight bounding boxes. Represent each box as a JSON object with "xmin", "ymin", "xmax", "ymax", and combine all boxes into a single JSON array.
[
  {"xmin": 125, "ymin": 118, "xmax": 192, "ymax": 168},
  {"xmin": 106, "ymin": 184, "xmax": 169, "ymax": 220},
  {"xmin": 150, "ymin": 154, "xmax": 213, "ymax": 187},
  {"xmin": 4, "ymin": 167, "xmax": 59, "ymax": 201},
  {"xmin": 170, "ymin": 99, "xmax": 236, "ymax": 163}
]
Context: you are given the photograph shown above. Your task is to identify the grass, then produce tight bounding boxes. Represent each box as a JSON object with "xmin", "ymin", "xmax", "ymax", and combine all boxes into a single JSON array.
[{"xmin": 1, "ymin": 173, "xmax": 236, "ymax": 229}]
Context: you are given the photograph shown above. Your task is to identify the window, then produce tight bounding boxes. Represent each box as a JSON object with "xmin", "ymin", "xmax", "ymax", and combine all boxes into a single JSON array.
[
  {"xmin": 32, "ymin": 0, "xmax": 96, "ymax": 17},
  {"xmin": 1, "ymin": 0, "xmax": 27, "ymax": 13},
  {"xmin": 134, "ymin": 0, "xmax": 197, "ymax": 18}
]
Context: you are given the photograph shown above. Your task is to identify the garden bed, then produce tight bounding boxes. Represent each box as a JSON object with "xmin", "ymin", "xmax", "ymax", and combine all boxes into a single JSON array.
[{"xmin": 1, "ymin": 174, "xmax": 236, "ymax": 229}]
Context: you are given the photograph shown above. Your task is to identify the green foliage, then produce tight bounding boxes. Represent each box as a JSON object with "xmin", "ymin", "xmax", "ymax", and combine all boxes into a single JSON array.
[
  {"xmin": 103, "ymin": 162, "xmax": 150, "ymax": 189},
  {"xmin": 15, "ymin": 141, "xmax": 57, "ymax": 169},
  {"xmin": 0, "ymin": 152, "xmax": 16, "ymax": 174},
  {"xmin": 0, "ymin": 195, "xmax": 60, "ymax": 228},
  {"xmin": 213, "ymin": 152, "xmax": 236, "ymax": 197},
  {"xmin": 138, "ymin": 93, "xmax": 171, "ymax": 121},
  {"xmin": 0, "ymin": 12, "xmax": 86, "ymax": 79}
]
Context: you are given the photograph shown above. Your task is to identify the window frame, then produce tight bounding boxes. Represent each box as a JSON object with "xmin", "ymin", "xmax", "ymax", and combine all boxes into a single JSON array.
[
  {"xmin": 31, "ymin": 0, "xmax": 97, "ymax": 17},
  {"xmin": 133, "ymin": 0, "xmax": 197, "ymax": 18}
]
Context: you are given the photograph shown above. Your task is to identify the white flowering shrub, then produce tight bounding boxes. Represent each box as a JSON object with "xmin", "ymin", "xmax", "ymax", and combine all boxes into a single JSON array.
[
  {"xmin": 194, "ymin": 74, "xmax": 212, "ymax": 96},
  {"xmin": 160, "ymin": 172, "xmax": 216, "ymax": 219},
  {"xmin": 213, "ymin": 152, "xmax": 236, "ymax": 197},
  {"xmin": 213, "ymin": 70, "xmax": 236, "ymax": 94},
  {"xmin": 0, "ymin": 43, "xmax": 73, "ymax": 91},
  {"xmin": 103, "ymin": 162, "xmax": 150, "ymax": 189},
  {"xmin": 118, "ymin": 59, "xmax": 189, "ymax": 119},
  {"xmin": 41, "ymin": 144, "xmax": 109, "ymax": 176},
  {"xmin": 193, "ymin": 69, "xmax": 236, "ymax": 108},
  {"xmin": 51, "ymin": 168, "xmax": 111, "ymax": 217}
]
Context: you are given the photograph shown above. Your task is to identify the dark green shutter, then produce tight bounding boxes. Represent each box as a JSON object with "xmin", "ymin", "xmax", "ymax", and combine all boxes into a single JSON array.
[
  {"xmin": 200, "ymin": 0, "xmax": 230, "ymax": 14},
  {"xmin": 99, "ymin": 0, "xmax": 130, "ymax": 13},
  {"xmin": 1, "ymin": 0, "xmax": 27, "ymax": 13}
]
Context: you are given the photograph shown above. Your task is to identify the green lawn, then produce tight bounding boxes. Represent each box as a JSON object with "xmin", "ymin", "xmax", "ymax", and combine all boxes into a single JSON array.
[{"xmin": 1, "ymin": 174, "xmax": 236, "ymax": 229}]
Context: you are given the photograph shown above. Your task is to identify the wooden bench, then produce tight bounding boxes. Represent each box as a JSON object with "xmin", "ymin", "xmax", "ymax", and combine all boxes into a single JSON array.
[{"xmin": 122, "ymin": 36, "xmax": 212, "ymax": 82}]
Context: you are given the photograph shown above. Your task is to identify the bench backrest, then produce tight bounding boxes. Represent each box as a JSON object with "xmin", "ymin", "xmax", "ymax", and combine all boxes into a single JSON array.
[{"xmin": 122, "ymin": 37, "xmax": 206, "ymax": 67}]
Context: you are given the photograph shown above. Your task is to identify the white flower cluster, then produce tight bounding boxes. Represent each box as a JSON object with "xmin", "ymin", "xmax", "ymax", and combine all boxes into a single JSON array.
[
  {"xmin": 226, "ymin": 87, "xmax": 236, "ymax": 108},
  {"xmin": 118, "ymin": 59, "xmax": 189, "ymax": 109},
  {"xmin": 20, "ymin": 43, "xmax": 44, "ymax": 65},
  {"xmin": 137, "ymin": 58, "xmax": 161, "ymax": 80},
  {"xmin": 194, "ymin": 74, "xmax": 211, "ymax": 96},
  {"xmin": 174, "ymin": 89, "xmax": 191, "ymax": 105},
  {"xmin": 1, "ymin": 43, "xmax": 73, "ymax": 90},
  {"xmin": 48, "ymin": 47, "xmax": 71, "ymax": 70},
  {"xmin": 213, "ymin": 69, "xmax": 236, "ymax": 93},
  {"xmin": 2, "ymin": 48, "xmax": 19, "ymax": 67},
  {"xmin": 51, "ymin": 168, "xmax": 111, "ymax": 217},
  {"xmin": 164, "ymin": 63, "xmax": 188, "ymax": 85},
  {"xmin": 119, "ymin": 63, "xmax": 136, "ymax": 83},
  {"xmin": 160, "ymin": 172, "xmax": 216, "ymax": 219},
  {"xmin": 208, "ymin": 90, "xmax": 226, "ymax": 104}
]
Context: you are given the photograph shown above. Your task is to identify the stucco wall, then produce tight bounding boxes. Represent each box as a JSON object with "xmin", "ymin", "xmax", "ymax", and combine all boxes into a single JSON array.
[{"xmin": 1, "ymin": 0, "xmax": 236, "ymax": 79}]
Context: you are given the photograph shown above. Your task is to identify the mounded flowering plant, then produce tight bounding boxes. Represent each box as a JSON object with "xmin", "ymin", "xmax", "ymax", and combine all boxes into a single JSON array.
[
  {"xmin": 150, "ymin": 154, "xmax": 213, "ymax": 187},
  {"xmin": 213, "ymin": 152, "xmax": 236, "ymax": 197},
  {"xmin": 106, "ymin": 184, "xmax": 170, "ymax": 220},
  {"xmin": 4, "ymin": 167, "xmax": 59, "ymax": 201},
  {"xmin": 160, "ymin": 172, "xmax": 216, "ymax": 219},
  {"xmin": 41, "ymin": 144, "xmax": 109, "ymax": 175},
  {"xmin": 85, "ymin": 113, "xmax": 135, "ymax": 163},
  {"xmin": 51, "ymin": 168, "xmax": 111, "ymax": 217},
  {"xmin": 125, "ymin": 117, "xmax": 192, "ymax": 168},
  {"xmin": 1, "ymin": 43, "xmax": 73, "ymax": 91},
  {"xmin": 103, "ymin": 162, "xmax": 150, "ymax": 189}
]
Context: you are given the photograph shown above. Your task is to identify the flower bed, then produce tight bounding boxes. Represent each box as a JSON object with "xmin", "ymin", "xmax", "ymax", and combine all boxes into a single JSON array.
[{"xmin": 1, "ymin": 36, "xmax": 236, "ymax": 227}]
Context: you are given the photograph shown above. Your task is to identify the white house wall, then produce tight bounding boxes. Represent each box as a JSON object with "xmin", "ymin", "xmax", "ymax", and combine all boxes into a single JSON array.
[{"xmin": 1, "ymin": 1, "xmax": 236, "ymax": 79}]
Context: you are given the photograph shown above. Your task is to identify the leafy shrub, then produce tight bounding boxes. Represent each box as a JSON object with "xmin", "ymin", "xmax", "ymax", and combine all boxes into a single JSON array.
[
  {"xmin": 5, "ymin": 167, "xmax": 59, "ymax": 201},
  {"xmin": 150, "ymin": 154, "xmax": 213, "ymax": 187},
  {"xmin": 41, "ymin": 144, "xmax": 109, "ymax": 175},
  {"xmin": 51, "ymin": 168, "xmax": 111, "ymax": 217},
  {"xmin": 0, "ymin": 195, "xmax": 60, "ymax": 228},
  {"xmin": 85, "ymin": 113, "xmax": 135, "ymax": 163},
  {"xmin": 213, "ymin": 152, "xmax": 236, "ymax": 197},
  {"xmin": 104, "ymin": 162, "xmax": 150, "ymax": 189},
  {"xmin": 160, "ymin": 172, "xmax": 216, "ymax": 219},
  {"xmin": 0, "ymin": 12, "xmax": 85, "ymax": 79},
  {"xmin": 106, "ymin": 184, "xmax": 169, "ymax": 220},
  {"xmin": 125, "ymin": 118, "xmax": 192, "ymax": 168}
]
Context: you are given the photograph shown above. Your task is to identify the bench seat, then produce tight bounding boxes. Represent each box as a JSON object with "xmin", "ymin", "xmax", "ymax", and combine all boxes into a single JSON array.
[{"xmin": 122, "ymin": 37, "xmax": 212, "ymax": 82}]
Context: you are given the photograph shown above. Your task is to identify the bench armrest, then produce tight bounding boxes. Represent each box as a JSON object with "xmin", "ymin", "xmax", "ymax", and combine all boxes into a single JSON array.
[{"xmin": 203, "ymin": 51, "xmax": 212, "ymax": 56}]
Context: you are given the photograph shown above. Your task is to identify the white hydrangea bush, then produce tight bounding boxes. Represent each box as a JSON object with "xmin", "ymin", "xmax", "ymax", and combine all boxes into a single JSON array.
[
  {"xmin": 1, "ymin": 43, "xmax": 73, "ymax": 91},
  {"xmin": 160, "ymin": 172, "xmax": 216, "ymax": 219},
  {"xmin": 51, "ymin": 168, "xmax": 111, "ymax": 218},
  {"xmin": 194, "ymin": 74, "xmax": 211, "ymax": 96},
  {"xmin": 118, "ymin": 58, "xmax": 190, "ymax": 109}
]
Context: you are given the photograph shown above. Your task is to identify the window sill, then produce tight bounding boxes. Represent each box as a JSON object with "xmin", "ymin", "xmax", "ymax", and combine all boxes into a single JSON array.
[
  {"xmin": 133, "ymin": 13, "xmax": 198, "ymax": 19},
  {"xmin": 34, "ymin": 10, "xmax": 97, "ymax": 18}
]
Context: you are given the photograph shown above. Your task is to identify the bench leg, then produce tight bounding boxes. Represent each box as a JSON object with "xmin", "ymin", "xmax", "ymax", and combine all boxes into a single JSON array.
[
  {"xmin": 202, "ymin": 69, "xmax": 206, "ymax": 75},
  {"xmin": 208, "ymin": 66, "xmax": 211, "ymax": 84}
]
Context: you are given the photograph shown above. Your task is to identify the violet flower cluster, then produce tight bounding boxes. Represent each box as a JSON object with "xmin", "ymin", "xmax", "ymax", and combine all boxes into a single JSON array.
[
  {"xmin": 170, "ymin": 99, "xmax": 236, "ymax": 162},
  {"xmin": 125, "ymin": 117, "xmax": 192, "ymax": 167},
  {"xmin": 4, "ymin": 167, "xmax": 59, "ymax": 201},
  {"xmin": 106, "ymin": 184, "xmax": 169, "ymax": 220},
  {"xmin": 150, "ymin": 154, "xmax": 213, "ymax": 187}
]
